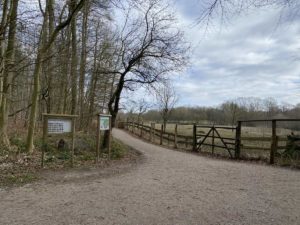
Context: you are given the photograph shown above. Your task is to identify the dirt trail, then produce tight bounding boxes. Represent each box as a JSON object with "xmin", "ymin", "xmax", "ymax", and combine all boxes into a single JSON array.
[{"xmin": 0, "ymin": 129, "xmax": 299, "ymax": 225}]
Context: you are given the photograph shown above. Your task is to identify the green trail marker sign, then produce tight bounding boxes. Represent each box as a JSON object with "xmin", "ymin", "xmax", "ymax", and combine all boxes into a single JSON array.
[
  {"xmin": 96, "ymin": 114, "xmax": 112, "ymax": 162},
  {"xmin": 100, "ymin": 116, "xmax": 110, "ymax": 130}
]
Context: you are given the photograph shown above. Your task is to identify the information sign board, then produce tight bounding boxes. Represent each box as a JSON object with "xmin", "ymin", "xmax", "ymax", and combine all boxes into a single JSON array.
[{"xmin": 48, "ymin": 119, "xmax": 72, "ymax": 134}]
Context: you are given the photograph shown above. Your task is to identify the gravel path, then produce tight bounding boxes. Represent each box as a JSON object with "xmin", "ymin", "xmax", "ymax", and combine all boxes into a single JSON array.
[{"xmin": 0, "ymin": 129, "xmax": 299, "ymax": 225}]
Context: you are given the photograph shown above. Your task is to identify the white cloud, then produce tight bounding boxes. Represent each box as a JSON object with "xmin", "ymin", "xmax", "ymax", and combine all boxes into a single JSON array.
[{"xmin": 170, "ymin": 1, "xmax": 300, "ymax": 106}]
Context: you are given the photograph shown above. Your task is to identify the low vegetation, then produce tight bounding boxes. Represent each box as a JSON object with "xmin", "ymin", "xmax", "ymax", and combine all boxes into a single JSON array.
[{"xmin": 0, "ymin": 130, "xmax": 132, "ymax": 188}]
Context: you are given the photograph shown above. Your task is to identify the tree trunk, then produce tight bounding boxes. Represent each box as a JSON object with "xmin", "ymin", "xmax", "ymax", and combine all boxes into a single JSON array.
[
  {"xmin": 103, "ymin": 74, "xmax": 125, "ymax": 148},
  {"xmin": 26, "ymin": 9, "xmax": 49, "ymax": 153},
  {"xmin": 26, "ymin": 50, "xmax": 43, "ymax": 153},
  {"xmin": 45, "ymin": 0, "xmax": 55, "ymax": 113},
  {"xmin": 0, "ymin": 0, "xmax": 19, "ymax": 149},
  {"xmin": 62, "ymin": 28, "xmax": 71, "ymax": 114},
  {"xmin": 86, "ymin": 21, "xmax": 100, "ymax": 130},
  {"xmin": 0, "ymin": 0, "xmax": 9, "ymax": 109},
  {"xmin": 78, "ymin": 1, "xmax": 89, "ymax": 128},
  {"xmin": 70, "ymin": 0, "xmax": 78, "ymax": 115}
]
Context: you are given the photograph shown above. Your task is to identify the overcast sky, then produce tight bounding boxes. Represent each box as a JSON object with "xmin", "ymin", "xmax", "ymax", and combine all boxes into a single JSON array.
[{"xmin": 166, "ymin": 0, "xmax": 300, "ymax": 107}]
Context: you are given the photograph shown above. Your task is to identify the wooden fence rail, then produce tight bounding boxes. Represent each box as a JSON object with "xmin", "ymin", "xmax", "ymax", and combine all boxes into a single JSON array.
[
  {"xmin": 124, "ymin": 122, "xmax": 194, "ymax": 150},
  {"xmin": 119, "ymin": 118, "xmax": 300, "ymax": 165}
]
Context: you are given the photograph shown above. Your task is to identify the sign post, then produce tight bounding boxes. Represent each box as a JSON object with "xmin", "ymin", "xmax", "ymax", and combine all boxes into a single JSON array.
[
  {"xmin": 96, "ymin": 114, "xmax": 112, "ymax": 162},
  {"xmin": 42, "ymin": 114, "xmax": 78, "ymax": 168}
]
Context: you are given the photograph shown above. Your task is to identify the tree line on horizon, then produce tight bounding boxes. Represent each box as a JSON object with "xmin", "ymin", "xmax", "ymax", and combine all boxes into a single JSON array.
[{"xmin": 122, "ymin": 97, "xmax": 300, "ymax": 130}]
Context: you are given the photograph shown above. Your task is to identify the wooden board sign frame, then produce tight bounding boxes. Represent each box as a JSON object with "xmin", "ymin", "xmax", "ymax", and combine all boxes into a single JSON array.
[
  {"xmin": 42, "ymin": 114, "xmax": 78, "ymax": 168},
  {"xmin": 96, "ymin": 114, "xmax": 112, "ymax": 162}
]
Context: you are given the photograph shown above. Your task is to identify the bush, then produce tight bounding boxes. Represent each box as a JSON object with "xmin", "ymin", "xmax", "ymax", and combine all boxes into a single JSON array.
[
  {"xmin": 111, "ymin": 139, "xmax": 128, "ymax": 159},
  {"xmin": 10, "ymin": 136, "xmax": 26, "ymax": 152}
]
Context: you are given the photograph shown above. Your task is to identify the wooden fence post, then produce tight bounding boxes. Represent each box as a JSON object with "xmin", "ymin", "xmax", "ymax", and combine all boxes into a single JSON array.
[
  {"xmin": 150, "ymin": 123, "xmax": 153, "ymax": 142},
  {"xmin": 140, "ymin": 122, "xmax": 143, "ymax": 138},
  {"xmin": 270, "ymin": 120, "xmax": 277, "ymax": 164},
  {"xmin": 148, "ymin": 124, "xmax": 151, "ymax": 141},
  {"xmin": 174, "ymin": 124, "xmax": 178, "ymax": 149},
  {"xmin": 126, "ymin": 118, "xmax": 129, "ymax": 130},
  {"xmin": 235, "ymin": 121, "xmax": 242, "ymax": 159},
  {"xmin": 192, "ymin": 124, "xmax": 197, "ymax": 151},
  {"xmin": 152, "ymin": 123, "xmax": 155, "ymax": 143},
  {"xmin": 160, "ymin": 124, "xmax": 163, "ymax": 145},
  {"xmin": 185, "ymin": 137, "xmax": 188, "ymax": 148},
  {"xmin": 212, "ymin": 125, "xmax": 215, "ymax": 155}
]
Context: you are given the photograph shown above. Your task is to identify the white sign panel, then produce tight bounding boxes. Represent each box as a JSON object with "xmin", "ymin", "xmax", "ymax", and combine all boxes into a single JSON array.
[
  {"xmin": 100, "ymin": 116, "xmax": 110, "ymax": 131},
  {"xmin": 48, "ymin": 119, "xmax": 72, "ymax": 134}
]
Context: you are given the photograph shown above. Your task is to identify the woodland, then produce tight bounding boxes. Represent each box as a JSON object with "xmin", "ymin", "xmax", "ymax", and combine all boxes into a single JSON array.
[{"xmin": 0, "ymin": 0, "xmax": 188, "ymax": 154}]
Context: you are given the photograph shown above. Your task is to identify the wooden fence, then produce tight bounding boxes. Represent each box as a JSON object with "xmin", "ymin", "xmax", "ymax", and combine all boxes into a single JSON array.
[
  {"xmin": 236, "ymin": 119, "xmax": 299, "ymax": 164},
  {"xmin": 119, "ymin": 118, "xmax": 300, "ymax": 165},
  {"xmin": 123, "ymin": 122, "xmax": 194, "ymax": 150}
]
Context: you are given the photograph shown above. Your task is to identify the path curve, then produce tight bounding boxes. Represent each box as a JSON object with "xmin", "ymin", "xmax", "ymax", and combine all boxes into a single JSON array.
[{"xmin": 0, "ymin": 129, "xmax": 299, "ymax": 225}]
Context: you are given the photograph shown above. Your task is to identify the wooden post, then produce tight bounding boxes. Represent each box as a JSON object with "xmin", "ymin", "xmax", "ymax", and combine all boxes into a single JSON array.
[
  {"xmin": 270, "ymin": 120, "xmax": 277, "ymax": 164},
  {"xmin": 151, "ymin": 123, "xmax": 155, "ymax": 143},
  {"xmin": 168, "ymin": 134, "xmax": 170, "ymax": 146},
  {"xmin": 153, "ymin": 123, "xmax": 156, "ymax": 143},
  {"xmin": 71, "ymin": 117, "xmax": 76, "ymax": 167},
  {"xmin": 174, "ymin": 124, "xmax": 178, "ymax": 149},
  {"xmin": 41, "ymin": 115, "xmax": 48, "ymax": 168},
  {"xmin": 149, "ymin": 123, "xmax": 153, "ymax": 142},
  {"xmin": 131, "ymin": 121, "xmax": 134, "ymax": 133},
  {"xmin": 160, "ymin": 124, "xmax": 163, "ymax": 145},
  {"xmin": 148, "ymin": 125, "xmax": 151, "ymax": 141},
  {"xmin": 235, "ymin": 121, "xmax": 242, "ymax": 159},
  {"xmin": 96, "ymin": 115, "xmax": 100, "ymax": 163},
  {"xmin": 108, "ymin": 116, "xmax": 112, "ymax": 160},
  {"xmin": 212, "ymin": 125, "xmax": 215, "ymax": 155},
  {"xmin": 140, "ymin": 122, "xmax": 143, "ymax": 137},
  {"xmin": 185, "ymin": 137, "xmax": 188, "ymax": 148},
  {"xmin": 192, "ymin": 124, "xmax": 197, "ymax": 152}
]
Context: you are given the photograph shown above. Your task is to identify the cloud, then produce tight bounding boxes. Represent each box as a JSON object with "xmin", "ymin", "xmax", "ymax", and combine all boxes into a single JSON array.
[{"xmin": 170, "ymin": 1, "xmax": 300, "ymax": 107}]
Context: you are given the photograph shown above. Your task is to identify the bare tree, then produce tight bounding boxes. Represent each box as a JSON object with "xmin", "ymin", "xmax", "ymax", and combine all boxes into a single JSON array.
[
  {"xmin": 155, "ymin": 83, "xmax": 178, "ymax": 131},
  {"xmin": 106, "ymin": 0, "xmax": 189, "ymax": 128},
  {"xmin": 221, "ymin": 101, "xmax": 240, "ymax": 126},
  {"xmin": 127, "ymin": 98, "xmax": 152, "ymax": 123},
  {"xmin": 197, "ymin": 0, "xmax": 299, "ymax": 26},
  {"xmin": 26, "ymin": 0, "xmax": 86, "ymax": 153}
]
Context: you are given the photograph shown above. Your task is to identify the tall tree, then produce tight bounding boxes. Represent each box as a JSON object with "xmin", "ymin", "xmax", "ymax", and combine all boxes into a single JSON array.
[
  {"xmin": 155, "ymin": 83, "xmax": 178, "ymax": 131},
  {"xmin": 78, "ymin": 0, "xmax": 89, "ymax": 128},
  {"xmin": 107, "ymin": 0, "xmax": 188, "ymax": 127},
  {"xmin": 70, "ymin": 0, "xmax": 79, "ymax": 115},
  {"xmin": 26, "ymin": 0, "xmax": 86, "ymax": 153},
  {"xmin": 0, "ymin": 0, "xmax": 10, "ymax": 109},
  {"xmin": 0, "ymin": 0, "xmax": 19, "ymax": 149}
]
